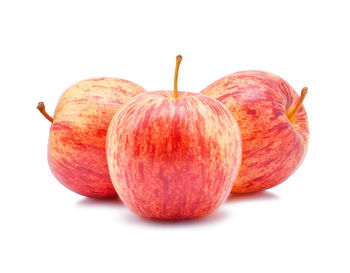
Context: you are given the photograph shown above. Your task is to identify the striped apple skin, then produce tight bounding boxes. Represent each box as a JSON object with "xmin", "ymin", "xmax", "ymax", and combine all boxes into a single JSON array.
[
  {"xmin": 106, "ymin": 91, "xmax": 242, "ymax": 220},
  {"xmin": 202, "ymin": 71, "xmax": 309, "ymax": 193},
  {"xmin": 48, "ymin": 78, "xmax": 146, "ymax": 198}
]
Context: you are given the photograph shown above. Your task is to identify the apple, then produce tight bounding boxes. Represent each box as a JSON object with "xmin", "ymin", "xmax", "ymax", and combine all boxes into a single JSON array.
[
  {"xmin": 201, "ymin": 70, "xmax": 309, "ymax": 193},
  {"xmin": 106, "ymin": 56, "xmax": 242, "ymax": 220},
  {"xmin": 37, "ymin": 78, "xmax": 146, "ymax": 198}
]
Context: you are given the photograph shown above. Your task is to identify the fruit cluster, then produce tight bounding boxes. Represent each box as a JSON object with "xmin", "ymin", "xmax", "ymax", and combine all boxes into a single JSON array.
[{"xmin": 37, "ymin": 55, "xmax": 309, "ymax": 221}]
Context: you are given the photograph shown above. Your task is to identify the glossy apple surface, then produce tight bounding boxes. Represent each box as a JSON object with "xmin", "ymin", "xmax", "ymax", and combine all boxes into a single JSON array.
[
  {"xmin": 47, "ymin": 78, "xmax": 146, "ymax": 198},
  {"xmin": 106, "ymin": 91, "xmax": 242, "ymax": 220},
  {"xmin": 202, "ymin": 71, "xmax": 309, "ymax": 193}
]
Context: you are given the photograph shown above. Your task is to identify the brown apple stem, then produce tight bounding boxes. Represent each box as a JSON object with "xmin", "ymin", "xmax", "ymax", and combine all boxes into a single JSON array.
[
  {"xmin": 287, "ymin": 87, "xmax": 308, "ymax": 120},
  {"xmin": 173, "ymin": 55, "xmax": 182, "ymax": 99},
  {"xmin": 36, "ymin": 102, "xmax": 53, "ymax": 123}
]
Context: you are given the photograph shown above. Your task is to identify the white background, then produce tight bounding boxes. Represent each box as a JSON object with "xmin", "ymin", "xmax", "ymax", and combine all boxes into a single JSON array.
[{"xmin": 1, "ymin": 0, "xmax": 349, "ymax": 272}]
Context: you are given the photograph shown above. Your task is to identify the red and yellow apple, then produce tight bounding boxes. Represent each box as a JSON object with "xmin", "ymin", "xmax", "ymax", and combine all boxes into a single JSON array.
[
  {"xmin": 106, "ymin": 56, "xmax": 242, "ymax": 220},
  {"xmin": 37, "ymin": 78, "xmax": 146, "ymax": 198},
  {"xmin": 202, "ymin": 70, "xmax": 309, "ymax": 193}
]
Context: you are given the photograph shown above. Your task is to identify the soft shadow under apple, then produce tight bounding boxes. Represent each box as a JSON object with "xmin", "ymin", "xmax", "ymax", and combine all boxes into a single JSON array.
[
  {"xmin": 76, "ymin": 197, "xmax": 124, "ymax": 208},
  {"xmin": 226, "ymin": 191, "xmax": 279, "ymax": 203},
  {"xmin": 120, "ymin": 208, "xmax": 230, "ymax": 228},
  {"xmin": 76, "ymin": 191, "xmax": 278, "ymax": 226}
]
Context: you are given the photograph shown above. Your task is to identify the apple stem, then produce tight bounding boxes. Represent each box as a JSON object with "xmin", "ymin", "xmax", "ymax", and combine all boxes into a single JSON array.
[
  {"xmin": 287, "ymin": 87, "xmax": 308, "ymax": 121},
  {"xmin": 36, "ymin": 102, "xmax": 53, "ymax": 123},
  {"xmin": 173, "ymin": 55, "xmax": 182, "ymax": 98}
]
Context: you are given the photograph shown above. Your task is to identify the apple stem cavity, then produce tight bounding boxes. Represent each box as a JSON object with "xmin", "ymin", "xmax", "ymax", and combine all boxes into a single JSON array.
[
  {"xmin": 37, "ymin": 102, "xmax": 53, "ymax": 123},
  {"xmin": 173, "ymin": 55, "xmax": 183, "ymax": 99},
  {"xmin": 287, "ymin": 87, "xmax": 308, "ymax": 122}
]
